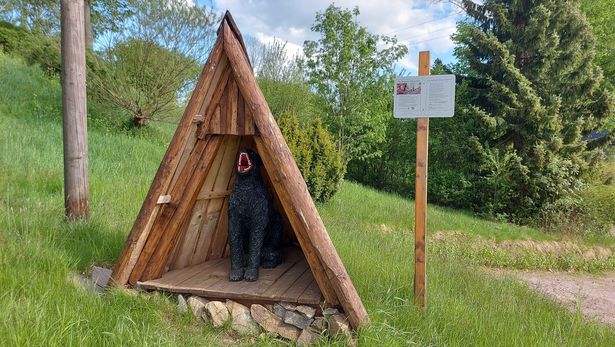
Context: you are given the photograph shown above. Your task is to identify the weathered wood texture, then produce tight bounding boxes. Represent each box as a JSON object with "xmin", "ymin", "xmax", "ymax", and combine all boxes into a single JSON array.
[
  {"xmin": 222, "ymin": 21, "xmax": 368, "ymax": 328},
  {"xmin": 414, "ymin": 51, "xmax": 430, "ymax": 309},
  {"xmin": 61, "ymin": 0, "xmax": 89, "ymax": 220},
  {"xmin": 140, "ymin": 248, "xmax": 323, "ymax": 306}
]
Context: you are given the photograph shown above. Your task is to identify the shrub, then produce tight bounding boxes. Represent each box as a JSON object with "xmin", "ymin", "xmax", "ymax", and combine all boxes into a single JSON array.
[
  {"xmin": 277, "ymin": 111, "xmax": 345, "ymax": 203},
  {"xmin": 0, "ymin": 21, "xmax": 60, "ymax": 75},
  {"xmin": 540, "ymin": 184, "xmax": 615, "ymax": 237}
]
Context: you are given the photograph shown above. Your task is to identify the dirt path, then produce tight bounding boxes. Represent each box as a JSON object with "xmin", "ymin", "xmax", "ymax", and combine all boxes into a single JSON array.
[{"xmin": 509, "ymin": 271, "xmax": 615, "ymax": 328}]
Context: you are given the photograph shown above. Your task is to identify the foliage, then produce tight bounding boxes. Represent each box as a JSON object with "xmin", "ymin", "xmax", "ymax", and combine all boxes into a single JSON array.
[
  {"xmin": 89, "ymin": 39, "xmax": 200, "ymax": 126},
  {"xmin": 277, "ymin": 111, "xmax": 345, "ymax": 203},
  {"xmin": 0, "ymin": 0, "xmax": 59, "ymax": 34},
  {"xmin": 251, "ymin": 39, "xmax": 304, "ymax": 83},
  {"xmin": 303, "ymin": 5, "xmax": 407, "ymax": 161},
  {"xmin": 581, "ymin": 0, "xmax": 615, "ymax": 90},
  {"xmin": 0, "ymin": 20, "xmax": 60, "ymax": 74},
  {"xmin": 449, "ymin": 0, "xmax": 614, "ymax": 221},
  {"xmin": 259, "ymin": 79, "xmax": 318, "ymax": 122},
  {"xmin": 348, "ymin": 60, "xmax": 476, "ymax": 209},
  {"xmin": 0, "ymin": 0, "xmax": 132, "ymax": 45},
  {"xmin": 89, "ymin": 0, "xmax": 218, "ymax": 126}
]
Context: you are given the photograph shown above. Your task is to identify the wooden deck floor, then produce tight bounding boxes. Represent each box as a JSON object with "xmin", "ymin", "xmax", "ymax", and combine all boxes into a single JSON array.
[{"xmin": 139, "ymin": 248, "xmax": 324, "ymax": 306}]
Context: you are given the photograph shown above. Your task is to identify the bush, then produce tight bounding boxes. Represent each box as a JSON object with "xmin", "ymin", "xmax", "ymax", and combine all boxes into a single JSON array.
[
  {"xmin": 277, "ymin": 111, "xmax": 345, "ymax": 202},
  {"xmin": 0, "ymin": 21, "xmax": 61, "ymax": 75},
  {"xmin": 540, "ymin": 184, "xmax": 615, "ymax": 237}
]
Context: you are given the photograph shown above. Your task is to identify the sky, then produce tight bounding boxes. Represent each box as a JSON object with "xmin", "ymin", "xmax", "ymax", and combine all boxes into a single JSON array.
[{"xmin": 199, "ymin": 0, "xmax": 465, "ymax": 75}]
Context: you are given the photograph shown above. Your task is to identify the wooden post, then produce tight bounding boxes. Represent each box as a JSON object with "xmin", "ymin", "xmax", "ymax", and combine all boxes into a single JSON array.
[
  {"xmin": 414, "ymin": 51, "xmax": 430, "ymax": 309},
  {"xmin": 61, "ymin": 0, "xmax": 89, "ymax": 220}
]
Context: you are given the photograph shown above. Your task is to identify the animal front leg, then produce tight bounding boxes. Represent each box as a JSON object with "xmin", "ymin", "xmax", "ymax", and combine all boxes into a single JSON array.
[
  {"xmin": 244, "ymin": 226, "xmax": 266, "ymax": 281},
  {"xmin": 227, "ymin": 216, "xmax": 244, "ymax": 281}
]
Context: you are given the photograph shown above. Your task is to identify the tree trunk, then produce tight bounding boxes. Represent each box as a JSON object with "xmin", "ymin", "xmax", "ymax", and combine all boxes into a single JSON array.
[
  {"xmin": 83, "ymin": 0, "xmax": 93, "ymax": 50},
  {"xmin": 61, "ymin": 0, "xmax": 89, "ymax": 220}
]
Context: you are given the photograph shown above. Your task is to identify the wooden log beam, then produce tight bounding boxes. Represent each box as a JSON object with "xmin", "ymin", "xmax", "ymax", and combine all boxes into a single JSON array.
[
  {"xmin": 61, "ymin": 0, "xmax": 89, "ymax": 220},
  {"xmin": 222, "ymin": 21, "xmax": 368, "ymax": 329},
  {"xmin": 111, "ymin": 38, "xmax": 224, "ymax": 286}
]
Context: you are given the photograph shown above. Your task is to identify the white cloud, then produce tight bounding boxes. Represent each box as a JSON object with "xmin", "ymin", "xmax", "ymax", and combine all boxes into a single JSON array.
[{"xmin": 213, "ymin": 0, "xmax": 462, "ymax": 73}]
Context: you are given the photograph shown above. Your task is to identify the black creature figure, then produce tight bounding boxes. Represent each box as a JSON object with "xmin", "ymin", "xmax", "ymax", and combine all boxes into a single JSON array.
[{"xmin": 228, "ymin": 148, "xmax": 283, "ymax": 281}]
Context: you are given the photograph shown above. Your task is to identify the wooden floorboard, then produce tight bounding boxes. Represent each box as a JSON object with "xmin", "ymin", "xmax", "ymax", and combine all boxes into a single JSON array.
[{"xmin": 140, "ymin": 248, "xmax": 323, "ymax": 305}]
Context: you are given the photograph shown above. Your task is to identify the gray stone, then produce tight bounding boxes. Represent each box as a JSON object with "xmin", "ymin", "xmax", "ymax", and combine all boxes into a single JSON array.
[
  {"xmin": 187, "ymin": 296, "xmax": 209, "ymax": 318},
  {"xmin": 295, "ymin": 305, "xmax": 316, "ymax": 319},
  {"xmin": 250, "ymin": 304, "xmax": 300, "ymax": 341},
  {"xmin": 177, "ymin": 294, "xmax": 188, "ymax": 314},
  {"xmin": 297, "ymin": 327, "xmax": 320, "ymax": 346},
  {"xmin": 284, "ymin": 310, "xmax": 313, "ymax": 329},
  {"xmin": 226, "ymin": 300, "xmax": 260, "ymax": 335},
  {"xmin": 90, "ymin": 266, "xmax": 112, "ymax": 292},
  {"xmin": 311, "ymin": 317, "xmax": 327, "ymax": 332},
  {"xmin": 328, "ymin": 314, "xmax": 351, "ymax": 338},
  {"xmin": 280, "ymin": 302, "xmax": 297, "ymax": 311},
  {"xmin": 322, "ymin": 307, "xmax": 340, "ymax": 316},
  {"xmin": 272, "ymin": 303, "xmax": 287, "ymax": 318},
  {"xmin": 204, "ymin": 301, "xmax": 229, "ymax": 328}
]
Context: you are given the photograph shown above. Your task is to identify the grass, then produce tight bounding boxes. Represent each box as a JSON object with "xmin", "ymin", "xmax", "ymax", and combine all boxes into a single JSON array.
[{"xmin": 1, "ymin": 53, "xmax": 614, "ymax": 345}]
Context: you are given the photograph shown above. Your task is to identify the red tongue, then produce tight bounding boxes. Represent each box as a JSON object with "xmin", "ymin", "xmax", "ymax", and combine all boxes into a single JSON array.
[{"xmin": 238, "ymin": 152, "xmax": 252, "ymax": 173}]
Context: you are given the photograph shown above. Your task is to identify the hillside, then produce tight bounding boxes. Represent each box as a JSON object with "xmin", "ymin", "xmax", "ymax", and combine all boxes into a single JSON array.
[{"xmin": 1, "ymin": 54, "xmax": 614, "ymax": 345}]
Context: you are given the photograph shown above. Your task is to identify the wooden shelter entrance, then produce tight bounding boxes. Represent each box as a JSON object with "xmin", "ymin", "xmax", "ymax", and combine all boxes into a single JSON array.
[{"xmin": 111, "ymin": 12, "xmax": 368, "ymax": 329}]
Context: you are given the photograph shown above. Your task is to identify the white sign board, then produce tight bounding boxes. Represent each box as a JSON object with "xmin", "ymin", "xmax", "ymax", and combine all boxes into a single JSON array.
[{"xmin": 393, "ymin": 75, "xmax": 456, "ymax": 118}]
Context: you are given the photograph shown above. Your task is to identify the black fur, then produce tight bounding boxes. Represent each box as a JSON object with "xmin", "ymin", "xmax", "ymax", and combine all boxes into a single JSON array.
[{"xmin": 228, "ymin": 148, "xmax": 282, "ymax": 281}]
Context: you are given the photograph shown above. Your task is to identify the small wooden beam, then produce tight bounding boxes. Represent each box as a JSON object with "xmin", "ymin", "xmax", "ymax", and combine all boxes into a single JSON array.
[
  {"xmin": 196, "ymin": 190, "xmax": 232, "ymax": 200},
  {"xmin": 156, "ymin": 195, "xmax": 172, "ymax": 204},
  {"xmin": 193, "ymin": 114, "xmax": 204, "ymax": 123}
]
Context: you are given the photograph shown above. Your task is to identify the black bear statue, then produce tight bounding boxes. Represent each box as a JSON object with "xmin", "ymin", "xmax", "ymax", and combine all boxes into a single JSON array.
[{"xmin": 227, "ymin": 148, "xmax": 283, "ymax": 281}]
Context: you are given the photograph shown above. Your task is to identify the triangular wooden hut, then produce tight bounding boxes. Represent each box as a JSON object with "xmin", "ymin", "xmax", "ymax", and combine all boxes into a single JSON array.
[{"xmin": 111, "ymin": 12, "xmax": 368, "ymax": 328}]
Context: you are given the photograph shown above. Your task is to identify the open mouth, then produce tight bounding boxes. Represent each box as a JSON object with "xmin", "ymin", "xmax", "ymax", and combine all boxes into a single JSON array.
[{"xmin": 237, "ymin": 152, "xmax": 253, "ymax": 174}]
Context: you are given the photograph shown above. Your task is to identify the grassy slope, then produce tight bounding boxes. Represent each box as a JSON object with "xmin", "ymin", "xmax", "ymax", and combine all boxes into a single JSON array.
[{"xmin": 1, "ymin": 54, "xmax": 613, "ymax": 345}]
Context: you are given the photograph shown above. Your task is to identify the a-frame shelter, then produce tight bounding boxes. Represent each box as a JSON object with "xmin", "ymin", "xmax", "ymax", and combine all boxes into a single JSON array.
[{"xmin": 111, "ymin": 12, "xmax": 368, "ymax": 329}]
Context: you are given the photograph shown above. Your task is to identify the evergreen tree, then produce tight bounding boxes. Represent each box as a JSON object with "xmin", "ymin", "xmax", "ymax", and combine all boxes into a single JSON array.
[{"xmin": 453, "ymin": 0, "xmax": 614, "ymax": 220}]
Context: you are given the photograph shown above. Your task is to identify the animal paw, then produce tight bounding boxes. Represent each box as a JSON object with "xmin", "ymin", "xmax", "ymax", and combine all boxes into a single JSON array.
[
  {"xmin": 229, "ymin": 268, "xmax": 244, "ymax": 281},
  {"xmin": 243, "ymin": 268, "xmax": 259, "ymax": 281}
]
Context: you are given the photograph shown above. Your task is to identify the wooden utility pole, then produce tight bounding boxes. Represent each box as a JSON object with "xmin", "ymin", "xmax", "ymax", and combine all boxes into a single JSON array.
[
  {"xmin": 414, "ymin": 51, "xmax": 430, "ymax": 309},
  {"xmin": 61, "ymin": 0, "xmax": 89, "ymax": 220}
]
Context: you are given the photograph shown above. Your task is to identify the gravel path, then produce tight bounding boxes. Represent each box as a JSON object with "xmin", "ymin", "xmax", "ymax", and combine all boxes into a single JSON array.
[{"xmin": 512, "ymin": 271, "xmax": 615, "ymax": 328}]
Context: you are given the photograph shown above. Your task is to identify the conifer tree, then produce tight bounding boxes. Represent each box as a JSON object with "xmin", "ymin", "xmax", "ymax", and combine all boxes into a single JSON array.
[{"xmin": 453, "ymin": 0, "xmax": 614, "ymax": 220}]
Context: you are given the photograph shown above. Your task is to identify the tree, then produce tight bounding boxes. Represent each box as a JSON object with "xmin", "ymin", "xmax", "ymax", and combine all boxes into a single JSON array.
[
  {"xmin": 0, "ymin": 0, "xmax": 59, "ymax": 34},
  {"xmin": 90, "ymin": 39, "xmax": 200, "ymax": 126},
  {"xmin": 452, "ymin": 0, "xmax": 614, "ymax": 220},
  {"xmin": 252, "ymin": 39, "xmax": 304, "ymax": 83},
  {"xmin": 0, "ymin": 0, "xmax": 131, "ymax": 47},
  {"xmin": 303, "ymin": 5, "xmax": 407, "ymax": 160},
  {"xmin": 89, "ymin": 0, "xmax": 218, "ymax": 126}
]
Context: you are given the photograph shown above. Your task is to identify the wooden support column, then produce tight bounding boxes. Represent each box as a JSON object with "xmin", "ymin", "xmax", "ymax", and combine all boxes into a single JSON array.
[
  {"xmin": 414, "ymin": 51, "xmax": 430, "ymax": 309},
  {"xmin": 61, "ymin": 0, "xmax": 88, "ymax": 220}
]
